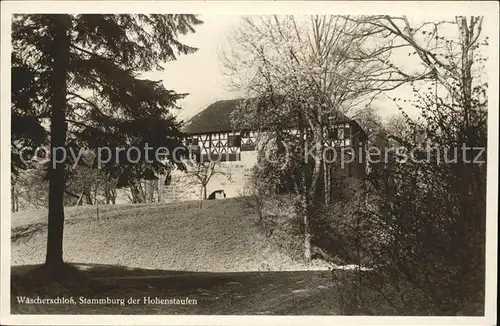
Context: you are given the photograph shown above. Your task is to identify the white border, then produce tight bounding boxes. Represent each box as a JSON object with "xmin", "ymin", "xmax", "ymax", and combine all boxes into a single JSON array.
[{"xmin": 1, "ymin": 1, "xmax": 498, "ymax": 325}]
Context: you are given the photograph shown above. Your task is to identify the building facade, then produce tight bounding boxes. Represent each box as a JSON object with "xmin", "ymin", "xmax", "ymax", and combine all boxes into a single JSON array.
[{"xmin": 160, "ymin": 98, "xmax": 367, "ymax": 202}]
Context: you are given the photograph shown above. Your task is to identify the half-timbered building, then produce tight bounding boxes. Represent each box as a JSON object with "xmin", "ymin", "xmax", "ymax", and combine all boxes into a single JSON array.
[
  {"xmin": 160, "ymin": 98, "xmax": 367, "ymax": 202},
  {"xmin": 182, "ymin": 99, "xmax": 259, "ymax": 163}
]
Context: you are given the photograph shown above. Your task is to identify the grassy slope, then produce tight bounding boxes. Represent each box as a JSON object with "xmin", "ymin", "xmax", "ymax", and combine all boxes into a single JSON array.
[{"xmin": 11, "ymin": 199, "xmax": 314, "ymax": 272}]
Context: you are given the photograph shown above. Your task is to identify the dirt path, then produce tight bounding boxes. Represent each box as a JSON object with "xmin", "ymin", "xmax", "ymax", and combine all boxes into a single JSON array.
[{"xmin": 12, "ymin": 265, "xmax": 342, "ymax": 315}]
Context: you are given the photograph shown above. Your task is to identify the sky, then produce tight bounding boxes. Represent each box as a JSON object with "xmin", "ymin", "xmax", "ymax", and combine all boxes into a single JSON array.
[
  {"xmin": 142, "ymin": 15, "xmax": 244, "ymax": 123},
  {"xmin": 141, "ymin": 14, "xmax": 482, "ymax": 124}
]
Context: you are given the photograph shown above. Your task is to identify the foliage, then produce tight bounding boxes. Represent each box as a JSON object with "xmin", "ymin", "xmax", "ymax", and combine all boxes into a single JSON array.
[
  {"xmin": 227, "ymin": 15, "xmax": 487, "ymax": 314},
  {"xmin": 11, "ymin": 14, "xmax": 202, "ymax": 266},
  {"xmin": 336, "ymin": 16, "xmax": 487, "ymax": 315},
  {"xmin": 12, "ymin": 14, "xmax": 202, "ymax": 177},
  {"xmin": 238, "ymin": 166, "xmax": 275, "ymax": 221},
  {"xmin": 11, "ymin": 167, "xmax": 49, "ymax": 211},
  {"xmin": 223, "ymin": 15, "xmax": 402, "ymax": 264}
]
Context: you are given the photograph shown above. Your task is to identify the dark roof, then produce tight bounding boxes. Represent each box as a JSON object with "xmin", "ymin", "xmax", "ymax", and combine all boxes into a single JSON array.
[
  {"xmin": 181, "ymin": 98, "xmax": 362, "ymax": 135},
  {"xmin": 182, "ymin": 99, "xmax": 244, "ymax": 134}
]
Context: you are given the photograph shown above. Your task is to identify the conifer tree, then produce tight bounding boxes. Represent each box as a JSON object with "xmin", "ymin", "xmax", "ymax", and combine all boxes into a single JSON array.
[{"xmin": 11, "ymin": 14, "xmax": 202, "ymax": 270}]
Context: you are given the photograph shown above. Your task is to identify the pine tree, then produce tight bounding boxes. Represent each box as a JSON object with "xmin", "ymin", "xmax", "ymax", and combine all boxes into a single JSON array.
[{"xmin": 11, "ymin": 14, "xmax": 202, "ymax": 270}]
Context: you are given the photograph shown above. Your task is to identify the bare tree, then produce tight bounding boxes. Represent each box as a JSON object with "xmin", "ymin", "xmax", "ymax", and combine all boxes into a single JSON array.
[
  {"xmin": 11, "ymin": 175, "xmax": 19, "ymax": 212},
  {"xmin": 127, "ymin": 179, "xmax": 159, "ymax": 204},
  {"xmin": 222, "ymin": 15, "xmax": 394, "ymax": 264},
  {"xmin": 185, "ymin": 159, "xmax": 232, "ymax": 208},
  {"xmin": 11, "ymin": 167, "xmax": 50, "ymax": 211},
  {"xmin": 332, "ymin": 16, "xmax": 488, "ymax": 314},
  {"xmin": 346, "ymin": 16, "xmax": 486, "ymax": 119}
]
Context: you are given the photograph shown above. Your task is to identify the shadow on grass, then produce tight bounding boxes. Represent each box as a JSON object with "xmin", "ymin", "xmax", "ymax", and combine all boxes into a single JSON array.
[
  {"xmin": 12, "ymin": 263, "xmax": 478, "ymax": 316},
  {"xmin": 11, "ymin": 263, "xmax": 349, "ymax": 315}
]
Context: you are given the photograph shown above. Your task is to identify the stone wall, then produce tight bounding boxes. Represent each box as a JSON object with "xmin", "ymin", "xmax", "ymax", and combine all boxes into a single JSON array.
[{"xmin": 159, "ymin": 150, "xmax": 258, "ymax": 203}]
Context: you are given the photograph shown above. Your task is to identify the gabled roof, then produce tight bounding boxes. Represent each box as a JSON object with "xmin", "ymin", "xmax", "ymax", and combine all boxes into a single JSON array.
[
  {"xmin": 181, "ymin": 98, "xmax": 364, "ymax": 135},
  {"xmin": 181, "ymin": 99, "xmax": 244, "ymax": 134}
]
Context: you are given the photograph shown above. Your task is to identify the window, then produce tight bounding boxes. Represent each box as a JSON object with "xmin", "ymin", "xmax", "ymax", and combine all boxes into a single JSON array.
[
  {"xmin": 228, "ymin": 135, "xmax": 241, "ymax": 147},
  {"xmin": 331, "ymin": 128, "xmax": 338, "ymax": 140},
  {"xmin": 337, "ymin": 128, "xmax": 344, "ymax": 139},
  {"xmin": 343, "ymin": 127, "xmax": 351, "ymax": 139},
  {"xmin": 186, "ymin": 137, "xmax": 199, "ymax": 147},
  {"xmin": 226, "ymin": 153, "xmax": 241, "ymax": 161},
  {"xmin": 337, "ymin": 126, "xmax": 351, "ymax": 140}
]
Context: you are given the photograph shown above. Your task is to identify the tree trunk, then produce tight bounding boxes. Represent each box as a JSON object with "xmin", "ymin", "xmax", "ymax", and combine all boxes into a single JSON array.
[
  {"xmin": 104, "ymin": 188, "xmax": 110, "ymax": 204},
  {"xmin": 45, "ymin": 14, "xmax": 70, "ymax": 267},
  {"xmin": 199, "ymin": 186, "xmax": 204, "ymax": 209},
  {"xmin": 76, "ymin": 192, "xmax": 84, "ymax": 206},
  {"xmin": 129, "ymin": 182, "xmax": 145, "ymax": 203},
  {"xmin": 157, "ymin": 178, "xmax": 161, "ymax": 203},
  {"xmin": 15, "ymin": 187, "xmax": 19, "ymax": 212},
  {"xmin": 303, "ymin": 125, "xmax": 323, "ymax": 265},
  {"xmin": 85, "ymin": 191, "xmax": 93, "ymax": 205},
  {"xmin": 203, "ymin": 185, "xmax": 207, "ymax": 200},
  {"xmin": 149, "ymin": 181, "xmax": 155, "ymax": 203},
  {"xmin": 326, "ymin": 162, "xmax": 332, "ymax": 204},
  {"xmin": 309, "ymin": 127, "xmax": 323, "ymax": 199},
  {"xmin": 11, "ymin": 183, "xmax": 17, "ymax": 212},
  {"xmin": 94, "ymin": 175, "xmax": 99, "ymax": 220},
  {"xmin": 298, "ymin": 111, "xmax": 312, "ymax": 265},
  {"xmin": 301, "ymin": 193, "xmax": 312, "ymax": 265}
]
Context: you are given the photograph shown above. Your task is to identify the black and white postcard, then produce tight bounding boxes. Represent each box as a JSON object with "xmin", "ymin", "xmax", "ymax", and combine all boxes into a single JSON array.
[{"xmin": 1, "ymin": 1, "xmax": 498, "ymax": 325}]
